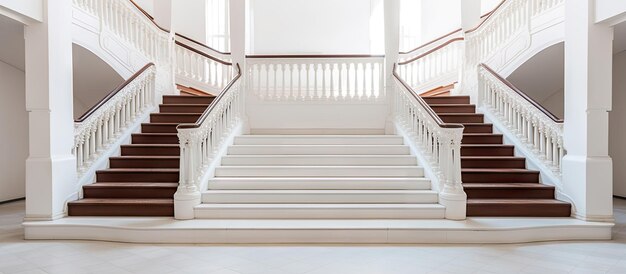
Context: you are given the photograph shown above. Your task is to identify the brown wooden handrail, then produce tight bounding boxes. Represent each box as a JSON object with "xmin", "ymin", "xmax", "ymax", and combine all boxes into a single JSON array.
[
  {"xmin": 175, "ymin": 33, "xmax": 232, "ymax": 56},
  {"xmin": 479, "ymin": 63, "xmax": 563, "ymax": 123},
  {"xmin": 246, "ymin": 54, "xmax": 385, "ymax": 59},
  {"xmin": 392, "ymin": 64, "xmax": 464, "ymax": 129},
  {"xmin": 177, "ymin": 64, "xmax": 242, "ymax": 129},
  {"xmin": 399, "ymin": 28, "xmax": 463, "ymax": 55},
  {"xmin": 128, "ymin": 0, "xmax": 170, "ymax": 32},
  {"xmin": 465, "ymin": 0, "xmax": 508, "ymax": 34},
  {"xmin": 398, "ymin": 38, "xmax": 464, "ymax": 65},
  {"xmin": 175, "ymin": 41, "xmax": 233, "ymax": 66},
  {"xmin": 75, "ymin": 63, "xmax": 155, "ymax": 123}
]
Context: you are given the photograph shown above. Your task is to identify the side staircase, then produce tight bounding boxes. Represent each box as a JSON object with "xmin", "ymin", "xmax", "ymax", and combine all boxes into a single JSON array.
[
  {"xmin": 68, "ymin": 95, "xmax": 215, "ymax": 216},
  {"xmin": 423, "ymin": 95, "xmax": 571, "ymax": 217},
  {"xmin": 194, "ymin": 135, "xmax": 445, "ymax": 219}
]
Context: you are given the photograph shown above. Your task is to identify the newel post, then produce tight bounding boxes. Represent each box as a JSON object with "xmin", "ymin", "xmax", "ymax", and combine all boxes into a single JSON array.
[
  {"xmin": 439, "ymin": 128, "xmax": 467, "ymax": 220},
  {"xmin": 174, "ymin": 129, "xmax": 201, "ymax": 220}
]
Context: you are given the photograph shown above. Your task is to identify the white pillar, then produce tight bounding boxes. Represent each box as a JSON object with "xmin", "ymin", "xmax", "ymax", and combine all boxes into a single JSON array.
[
  {"xmin": 24, "ymin": 0, "xmax": 77, "ymax": 221},
  {"xmin": 461, "ymin": 0, "xmax": 481, "ymax": 30},
  {"xmin": 562, "ymin": 0, "xmax": 614, "ymax": 222},
  {"xmin": 384, "ymin": 0, "xmax": 400, "ymax": 85},
  {"xmin": 231, "ymin": 0, "xmax": 249, "ymax": 134},
  {"xmin": 153, "ymin": 0, "xmax": 174, "ymax": 31}
]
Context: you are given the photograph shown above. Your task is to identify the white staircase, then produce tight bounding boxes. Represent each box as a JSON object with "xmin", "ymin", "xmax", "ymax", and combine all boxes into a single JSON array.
[{"xmin": 194, "ymin": 135, "xmax": 445, "ymax": 219}]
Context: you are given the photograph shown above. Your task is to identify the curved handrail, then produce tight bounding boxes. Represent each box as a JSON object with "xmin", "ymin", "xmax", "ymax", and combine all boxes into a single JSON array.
[
  {"xmin": 466, "ymin": 0, "xmax": 508, "ymax": 33},
  {"xmin": 392, "ymin": 64, "xmax": 464, "ymax": 129},
  {"xmin": 246, "ymin": 54, "xmax": 385, "ymax": 59},
  {"xmin": 479, "ymin": 63, "xmax": 563, "ymax": 123},
  {"xmin": 75, "ymin": 63, "xmax": 155, "ymax": 123},
  {"xmin": 398, "ymin": 38, "xmax": 464, "ymax": 65},
  {"xmin": 177, "ymin": 64, "xmax": 242, "ymax": 129},
  {"xmin": 400, "ymin": 28, "xmax": 462, "ymax": 55},
  {"xmin": 175, "ymin": 33, "xmax": 232, "ymax": 56},
  {"xmin": 175, "ymin": 41, "xmax": 233, "ymax": 66}
]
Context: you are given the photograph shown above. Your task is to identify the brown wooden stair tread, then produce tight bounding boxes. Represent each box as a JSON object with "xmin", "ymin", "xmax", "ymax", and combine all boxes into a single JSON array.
[
  {"xmin": 83, "ymin": 183, "xmax": 179, "ymax": 187},
  {"xmin": 68, "ymin": 198, "xmax": 173, "ymax": 205},
  {"xmin": 467, "ymin": 199, "xmax": 569, "ymax": 205}
]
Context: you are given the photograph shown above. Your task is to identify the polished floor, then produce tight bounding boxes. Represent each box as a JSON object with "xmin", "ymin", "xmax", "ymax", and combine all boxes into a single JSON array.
[{"xmin": 1, "ymin": 199, "xmax": 625, "ymax": 274}]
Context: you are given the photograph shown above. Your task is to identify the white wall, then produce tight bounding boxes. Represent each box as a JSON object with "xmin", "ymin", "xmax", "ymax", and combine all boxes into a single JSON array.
[
  {"xmin": 72, "ymin": 44, "xmax": 124, "ymax": 119},
  {"xmin": 132, "ymin": 0, "xmax": 154, "ymax": 15},
  {"xmin": 399, "ymin": 0, "xmax": 461, "ymax": 52},
  {"xmin": 507, "ymin": 42, "xmax": 564, "ymax": 119},
  {"xmin": 249, "ymin": 0, "xmax": 379, "ymax": 54},
  {"xmin": 173, "ymin": 0, "xmax": 208, "ymax": 43},
  {"xmin": 611, "ymin": 51, "xmax": 626, "ymax": 198}
]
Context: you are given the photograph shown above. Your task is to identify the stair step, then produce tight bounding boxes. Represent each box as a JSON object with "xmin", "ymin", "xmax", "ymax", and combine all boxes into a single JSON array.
[
  {"xmin": 462, "ymin": 123, "xmax": 494, "ymax": 133},
  {"xmin": 201, "ymin": 190, "xmax": 438, "ymax": 204},
  {"xmin": 150, "ymin": 113, "xmax": 202, "ymax": 123},
  {"xmin": 109, "ymin": 156, "xmax": 180, "ymax": 169},
  {"xmin": 462, "ymin": 133, "xmax": 503, "ymax": 144},
  {"xmin": 221, "ymin": 155, "xmax": 417, "ymax": 166},
  {"xmin": 234, "ymin": 135, "xmax": 404, "ymax": 145},
  {"xmin": 430, "ymin": 104, "xmax": 476, "ymax": 114},
  {"xmin": 422, "ymin": 96, "xmax": 470, "ymax": 105},
  {"xmin": 132, "ymin": 133, "xmax": 179, "ymax": 144},
  {"xmin": 121, "ymin": 144, "xmax": 180, "ymax": 156},
  {"xmin": 467, "ymin": 199, "xmax": 571, "ymax": 217},
  {"xmin": 439, "ymin": 113, "xmax": 484, "ymax": 123},
  {"xmin": 162, "ymin": 95, "xmax": 214, "ymax": 104},
  {"xmin": 215, "ymin": 166, "xmax": 424, "ymax": 177},
  {"xmin": 209, "ymin": 178, "xmax": 432, "ymax": 190},
  {"xmin": 68, "ymin": 199, "xmax": 174, "ymax": 216},
  {"xmin": 141, "ymin": 123, "xmax": 179, "ymax": 133},
  {"xmin": 194, "ymin": 203, "xmax": 445, "ymax": 219},
  {"xmin": 159, "ymin": 104, "xmax": 210, "ymax": 113},
  {"xmin": 228, "ymin": 145, "xmax": 410, "ymax": 155},
  {"xmin": 461, "ymin": 156, "xmax": 526, "ymax": 169},
  {"xmin": 462, "ymin": 168, "xmax": 539, "ymax": 183},
  {"xmin": 461, "ymin": 144, "xmax": 515, "ymax": 156},
  {"xmin": 96, "ymin": 169, "xmax": 179, "ymax": 182},
  {"xmin": 83, "ymin": 183, "xmax": 178, "ymax": 199},
  {"xmin": 463, "ymin": 183, "xmax": 555, "ymax": 199}
]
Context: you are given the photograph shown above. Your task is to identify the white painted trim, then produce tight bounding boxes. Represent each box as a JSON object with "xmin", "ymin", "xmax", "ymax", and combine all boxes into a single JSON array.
[{"xmin": 23, "ymin": 217, "xmax": 613, "ymax": 244}]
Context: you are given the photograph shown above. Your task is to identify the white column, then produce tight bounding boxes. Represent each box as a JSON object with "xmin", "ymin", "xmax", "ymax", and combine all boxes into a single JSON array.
[
  {"xmin": 384, "ymin": 0, "xmax": 400, "ymax": 85},
  {"xmin": 461, "ymin": 0, "xmax": 481, "ymax": 30},
  {"xmin": 231, "ymin": 0, "xmax": 249, "ymax": 134},
  {"xmin": 24, "ymin": 0, "xmax": 76, "ymax": 221},
  {"xmin": 562, "ymin": 0, "xmax": 614, "ymax": 222},
  {"xmin": 153, "ymin": 0, "xmax": 174, "ymax": 31}
]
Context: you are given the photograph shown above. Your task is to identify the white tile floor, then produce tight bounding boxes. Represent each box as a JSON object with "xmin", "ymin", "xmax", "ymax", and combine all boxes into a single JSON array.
[{"xmin": 1, "ymin": 199, "xmax": 626, "ymax": 274}]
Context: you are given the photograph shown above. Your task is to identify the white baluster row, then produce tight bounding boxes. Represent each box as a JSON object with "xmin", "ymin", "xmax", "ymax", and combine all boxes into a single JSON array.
[
  {"xmin": 174, "ymin": 43, "xmax": 234, "ymax": 93},
  {"xmin": 397, "ymin": 39, "xmax": 464, "ymax": 90},
  {"xmin": 73, "ymin": 0, "xmax": 171, "ymax": 65},
  {"xmin": 532, "ymin": 0, "xmax": 564, "ymax": 16},
  {"xmin": 247, "ymin": 57, "xmax": 385, "ymax": 102},
  {"xmin": 478, "ymin": 65, "xmax": 565, "ymax": 176},
  {"xmin": 393, "ymin": 73, "xmax": 466, "ymax": 220},
  {"xmin": 73, "ymin": 65, "xmax": 157, "ymax": 176},
  {"xmin": 177, "ymin": 71, "xmax": 243, "ymax": 193}
]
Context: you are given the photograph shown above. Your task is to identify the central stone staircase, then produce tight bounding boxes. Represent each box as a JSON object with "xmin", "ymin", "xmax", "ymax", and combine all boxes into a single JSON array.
[{"xmin": 194, "ymin": 135, "xmax": 446, "ymax": 219}]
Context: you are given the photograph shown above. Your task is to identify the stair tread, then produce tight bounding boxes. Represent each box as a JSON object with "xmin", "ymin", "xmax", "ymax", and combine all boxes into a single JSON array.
[
  {"xmin": 160, "ymin": 104, "xmax": 210, "ymax": 106},
  {"xmin": 122, "ymin": 144, "xmax": 179, "ymax": 147},
  {"xmin": 438, "ymin": 113, "xmax": 483, "ymax": 116},
  {"xmin": 69, "ymin": 198, "xmax": 173, "ymax": 205},
  {"xmin": 462, "ymin": 168, "xmax": 539, "ymax": 173},
  {"xmin": 462, "ymin": 144, "xmax": 514, "ymax": 147},
  {"xmin": 84, "ymin": 183, "xmax": 179, "ymax": 188},
  {"xmin": 152, "ymin": 113, "xmax": 203, "ymax": 115},
  {"xmin": 463, "ymin": 183, "xmax": 554, "ymax": 189},
  {"xmin": 203, "ymin": 190, "xmax": 436, "ymax": 194},
  {"xmin": 196, "ymin": 204, "xmax": 445, "ymax": 209},
  {"xmin": 132, "ymin": 133, "xmax": 178, "ymax": 136},
  {"xmin": 461, "ymin": 156, "xmax": 524, "ymax": 160},
  {"xmin": 110, "ymin": 156, "xmax": 180, "ymax": 159},
  {"xmin": 98, "ymin": 168, "xmax": 179, "ymax": 172},
  {"xmin": 429, "ymin": 104, "xmax": 476, "ymax": 107},
  {"xmin": 239, "ymin": 135, "xmax": 401, "ymax": 138},
  {"xmin": 467, "ymin": 199, "xmax": 569, "ymax": 205},
  {"xmin": 463, "ymin": 133, "xmax": 503, "ymax": 136}
]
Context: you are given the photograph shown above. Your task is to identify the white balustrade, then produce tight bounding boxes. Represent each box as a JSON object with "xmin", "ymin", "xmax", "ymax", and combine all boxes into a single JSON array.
[
  {"xmin": 393, "ymin": 67, "xmax": 466, "ymax": 220},
  {"xmin": 73, "ymin": 0, "xmax": 172, "ymax": 65},
  {"xmin": 73, "ymin": 64, "xmax": 157, "ymax": 177},
  {"xmin": 247, "ymin": 56, "xmax": 385, "ymax": 102},
  {"xmin": 176, "ymin": 66, "xmax": 243, "ymax": 207},
  {"xmin": 478, "ymin": 64, "xmax": 565, "ymax": 176},
  {"xmin": 397, "ymin": 38, "xmax": 464, "ymax": 91},
  {"xmin": 174, "ymin": 36, "xmax": 234, "ymax": 94}
]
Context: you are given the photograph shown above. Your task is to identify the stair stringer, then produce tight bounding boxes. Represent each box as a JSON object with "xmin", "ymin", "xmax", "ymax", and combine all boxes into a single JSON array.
[{"xmin": 479, "ymin": 107, "xmax": 576, "ymax": 216}]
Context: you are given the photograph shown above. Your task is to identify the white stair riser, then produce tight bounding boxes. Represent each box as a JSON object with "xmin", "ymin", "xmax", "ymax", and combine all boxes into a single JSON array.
[
  {"xmin": 234, "ymin": 136, "xmax": 404, "ymax": 145},
  {"xmin": 227, "ymin": 145, "xmax": 410, "ymax": 155},
  {"xmin": 220, "ymin": 156, "xmax": 418, "ymax": 166},
  {"xmin": 201, "ymin": 191, "xmax": 439, "ymax": 204},
  {"xmin": 208, "ymin": 178, "xmax": 432, "ymax": 190},
  {"xmin": 215, "ymin": 167, "xmax": 424, "ymax": 177},
  {"xmin": 194, "ymin": 205, "xmax": 445, "ymax": 219}
]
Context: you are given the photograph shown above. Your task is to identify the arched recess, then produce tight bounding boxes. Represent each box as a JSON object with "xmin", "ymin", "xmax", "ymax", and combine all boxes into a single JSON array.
[
  {"xmin": 506, "ymin": 42, "xmax": 564, "ymax": 119},
  {"xmin": 72, "ymin": 44, "xmax": 124, "ymax": 120}
]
